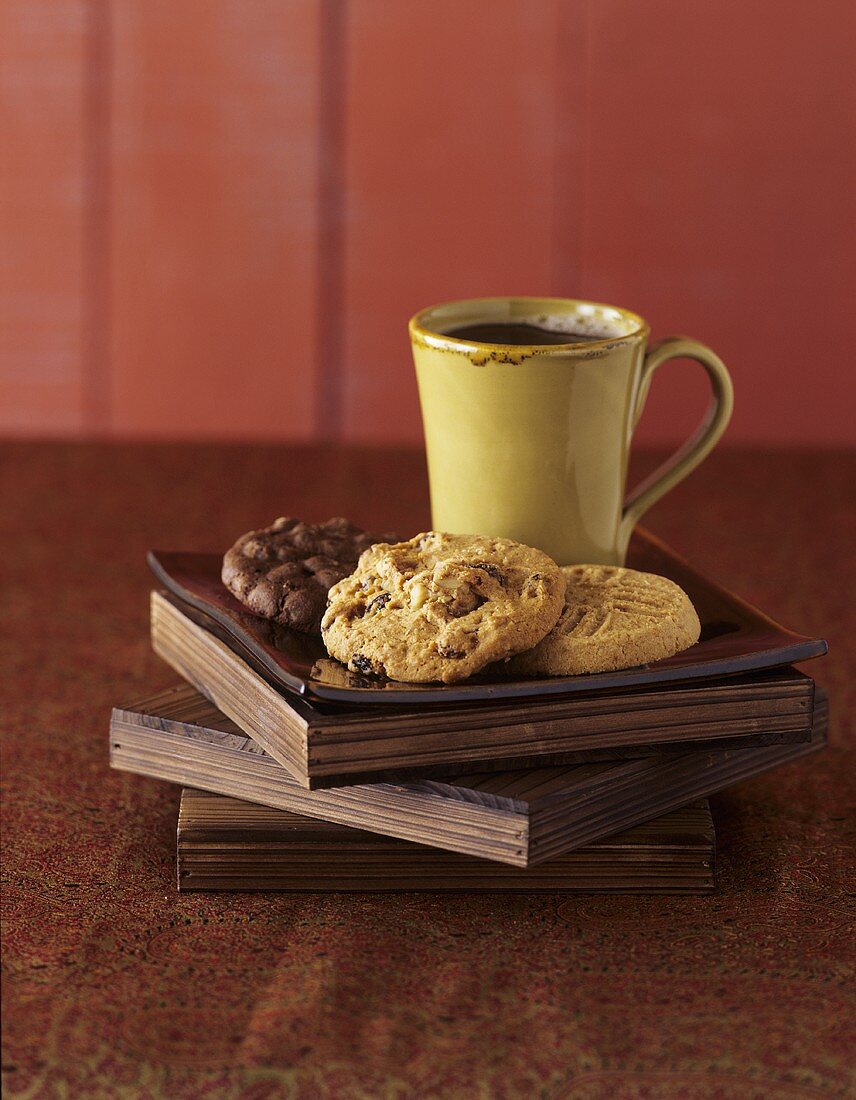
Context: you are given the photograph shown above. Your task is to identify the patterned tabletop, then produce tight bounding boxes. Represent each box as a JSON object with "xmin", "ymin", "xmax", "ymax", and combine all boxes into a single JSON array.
[{"xmin": 2, "ymin": 443, "xmax": 854, "ymax": 1099}]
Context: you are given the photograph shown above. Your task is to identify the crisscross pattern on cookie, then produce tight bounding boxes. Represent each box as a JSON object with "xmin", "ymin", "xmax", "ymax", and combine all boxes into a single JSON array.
[{"xmin": 507, "ymin": 564, "xmax": 700, "ymax": 677}]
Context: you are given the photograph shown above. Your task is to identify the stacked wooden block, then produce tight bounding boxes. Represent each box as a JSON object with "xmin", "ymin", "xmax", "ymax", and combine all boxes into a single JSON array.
[{"xmin": 110, "ymin": 539, "xmax": 828, "ymax": 894}]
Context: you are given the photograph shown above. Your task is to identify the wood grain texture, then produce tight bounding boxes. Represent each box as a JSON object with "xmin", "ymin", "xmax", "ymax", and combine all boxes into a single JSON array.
[
  {"xmin": 4, "ymin": 442, "xmax": 852, "ymax": 1096},
  {"xmin": 150, "ymin": 591, "xmax": 816, "ymax": 788},
  {"xmin": 177, "ymin": 789, "xmax": 716, "ymax": 893},
  {"xmin": 150, "ymin": 591, "xmax": 310, "ymax": 781},
  {"xmin": 111, "ymin": 683, "xmax": 827, "ymax": 867}
]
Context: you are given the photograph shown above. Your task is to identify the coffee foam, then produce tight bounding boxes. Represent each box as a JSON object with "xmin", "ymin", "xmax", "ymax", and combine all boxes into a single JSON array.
[{"xmin": 525, "ymin": 312, "xmax": 628, "ymax": 341}]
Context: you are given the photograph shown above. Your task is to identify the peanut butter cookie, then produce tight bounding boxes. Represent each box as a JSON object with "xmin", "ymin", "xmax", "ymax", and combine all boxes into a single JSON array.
[
  {"xmin": 505, "ymin": 564, "xmax": 700, "ymax": 676},
  {"xmin": 321, "ymin": 532, "xmax": 564, "ymax": 683}
]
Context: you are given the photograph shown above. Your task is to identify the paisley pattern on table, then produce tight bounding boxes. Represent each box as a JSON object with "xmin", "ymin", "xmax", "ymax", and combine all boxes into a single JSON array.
[{"xmin": 2, "ymin": 443, "xmax": 854, "ymax": 1098}]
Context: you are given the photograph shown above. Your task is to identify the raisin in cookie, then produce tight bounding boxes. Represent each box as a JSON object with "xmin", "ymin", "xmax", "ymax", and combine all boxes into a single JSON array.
[
  {"xmin": 505, "ymin": 565, "xmax": 700, "ymax": 677},
  {"xmin": 222, "ymin": 516, "xmax": 392, "ymax": 634},
  {"xmin": 321, "ymin": 532, "xmax": 564, "ymax": 684}
]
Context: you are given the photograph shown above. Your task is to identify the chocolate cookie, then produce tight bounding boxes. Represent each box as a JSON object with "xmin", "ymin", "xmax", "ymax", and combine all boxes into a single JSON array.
[
  {"xmin": 222, "ymin": 516, "xmax": 391, "ymax": 634},
  {"xmin": 321, "ymin": 532, "xmax": 564, "ymax": 684},
  {"xmin": 505, "ymin": 565, "xmax": 700, "ymax": 676}
]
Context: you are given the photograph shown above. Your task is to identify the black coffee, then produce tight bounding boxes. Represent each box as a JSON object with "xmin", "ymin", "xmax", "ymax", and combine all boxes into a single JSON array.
[{"xmin": 445, "ymin": 321, "xmax": 603, "ymax": 346}]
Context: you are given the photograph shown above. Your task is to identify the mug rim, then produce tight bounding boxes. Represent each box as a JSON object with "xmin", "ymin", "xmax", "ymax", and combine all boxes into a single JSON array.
[{"xmin": 409, "ymin": 296, "xmax": 650, "ymax": 354}]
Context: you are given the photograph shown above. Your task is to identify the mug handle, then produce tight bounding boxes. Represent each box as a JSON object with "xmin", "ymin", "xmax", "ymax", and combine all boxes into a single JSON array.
[{"xmin": 620, "ymin": 337, "xmax": 733, "ymax": 546}]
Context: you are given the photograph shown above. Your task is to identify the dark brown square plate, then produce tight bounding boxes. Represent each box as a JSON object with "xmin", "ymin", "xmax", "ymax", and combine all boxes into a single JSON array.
[{"xmin": 147, "ymin": 528, "xmax": 826, "ymax": 705}]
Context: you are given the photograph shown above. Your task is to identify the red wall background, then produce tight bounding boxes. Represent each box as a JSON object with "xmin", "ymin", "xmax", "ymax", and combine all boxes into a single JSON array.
[{"xmin": 2, "ymin": 0, "xmax": 854, "ymax": 446}]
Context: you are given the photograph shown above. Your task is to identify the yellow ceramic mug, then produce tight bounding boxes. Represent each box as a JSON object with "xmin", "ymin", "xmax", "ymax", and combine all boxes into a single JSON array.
[{"xmin": 410, "ymin": 297, "xmax": 733, "ymax": 566}]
